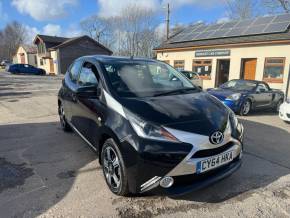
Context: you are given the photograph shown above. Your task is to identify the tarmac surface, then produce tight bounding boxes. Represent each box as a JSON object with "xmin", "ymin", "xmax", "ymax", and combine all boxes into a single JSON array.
[{"xmin": 0, "ymin": 71, "xmax": 290, "ymax": 218}]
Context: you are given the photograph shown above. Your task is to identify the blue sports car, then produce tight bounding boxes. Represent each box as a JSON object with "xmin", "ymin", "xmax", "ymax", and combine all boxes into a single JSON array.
[{"xmin": 207, "ymin": 79, "xmax": 284, "ymax": 116}]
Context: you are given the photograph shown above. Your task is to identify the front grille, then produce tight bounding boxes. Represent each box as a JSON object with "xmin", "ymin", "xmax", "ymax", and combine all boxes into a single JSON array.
[{"xmin": 192, "ymin": 142, "xmax": 234, "ymax": 158}]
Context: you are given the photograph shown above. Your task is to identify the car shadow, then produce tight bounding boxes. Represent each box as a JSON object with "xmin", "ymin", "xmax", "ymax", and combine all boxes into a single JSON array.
[
  {"xmin": 0, "ymin": 121, "xmax": 98, "ymax": 217},
  {"xmin": 169, "ymin": 118, "xmax": 290, "ymax": 203}
]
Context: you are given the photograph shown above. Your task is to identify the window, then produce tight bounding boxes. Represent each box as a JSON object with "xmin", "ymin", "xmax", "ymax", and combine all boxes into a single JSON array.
[
  {"xmin": 34, "ymin": 56, "xmax": 37, "ymax": 65},
  {"xmin": 40, "ymin": 59, "xmax": 43, "ymax": 66},
  {"xmin": 263, "ymin": 58, "xmax": 285, "ymax": 83},
  {"xmin": 192, "ymin": 59, "xmax": 212, "ymax": 79},
  {"xmin": 78, "ymin": 62, "xmax": 99, "ymax": 86},
  {"xmin": 256, "ymin": 83, "xmax": 270, "ymax": 92},
  {"xmin": 69, "ymin": 60, "xmax": 82, "ymax": 82},
  {"xmin": 174, "ymin": 60, "xmax": 185, "ymax": 71}
]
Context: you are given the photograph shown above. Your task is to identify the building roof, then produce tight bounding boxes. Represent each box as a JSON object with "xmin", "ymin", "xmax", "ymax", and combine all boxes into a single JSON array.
[
  {"xmin": 49, "ymin": 35, "xmax": 113, "ymax": 54},
  {"xmin": 21, "ymin": 44, "xmax": 37, "ymax": 54},
  {"xmin": 155, "ymin": 14, "xmax": 290, "ymax": 51},
  {"xmin": 34, "ymin": 35, "xmax": 69, "ymax": 44}
]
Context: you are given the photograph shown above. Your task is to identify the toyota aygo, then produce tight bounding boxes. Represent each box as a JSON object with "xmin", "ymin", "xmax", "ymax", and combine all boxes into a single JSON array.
[{"xmin": 58, "ymin": 55, "xmax": 244, "ymax": 196}]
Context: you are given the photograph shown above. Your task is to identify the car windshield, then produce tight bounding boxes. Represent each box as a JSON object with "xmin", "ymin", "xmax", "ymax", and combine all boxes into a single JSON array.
[
  {"xmin": 220, "ymin": 80, "xmax": 257, "ymax": 91},
  {"xmin": 101, "ymin": 60, "xmax": 196, "ymax": 98}
]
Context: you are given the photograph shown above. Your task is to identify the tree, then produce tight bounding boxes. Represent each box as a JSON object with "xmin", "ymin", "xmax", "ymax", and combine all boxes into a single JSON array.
[
  {"xmin": 262, "ymin": 0, "xmax": 290, "ymax": 13},
  {"xmin": 80, "ymin": 4, "xmax": 160, "ymax": 58},
  {"xmin": 0, "ymin": 21, "xmax": 28, "ymax": 61},
  {"xmin": 80, "ymin": 16, "xmax": 115, "ymax": 48},
  {"xmin": 225, "ymin": 0, "xmax": 259, "ymax": 19}
]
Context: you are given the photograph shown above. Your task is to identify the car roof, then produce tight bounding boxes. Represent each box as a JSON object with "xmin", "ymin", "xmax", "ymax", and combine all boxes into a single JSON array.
[{"xmin": 78, "ymin": 55, "xmax": 158, "ymax": 63}]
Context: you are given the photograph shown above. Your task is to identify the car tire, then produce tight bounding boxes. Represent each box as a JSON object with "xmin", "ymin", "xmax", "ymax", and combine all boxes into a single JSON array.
[
  {"xmin": 58, "ymin": 103, "xmax": 72, "ymax": 132},
  {"xmin": 239, "ymin": 100, "xmax": 251, "ymax": 116},
  {"xmin": 101, "ymin": 138, "xmax": 130, "ymax": 196},
  {"xmin": 274, "ymin": 99, "xmax": 283, "ymax": 113}
]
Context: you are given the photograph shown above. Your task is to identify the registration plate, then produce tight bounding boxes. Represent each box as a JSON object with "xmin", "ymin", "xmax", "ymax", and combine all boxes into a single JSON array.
[{"xmin": 197, "ymin": 151, "xmax": 234, "ymax": 174}]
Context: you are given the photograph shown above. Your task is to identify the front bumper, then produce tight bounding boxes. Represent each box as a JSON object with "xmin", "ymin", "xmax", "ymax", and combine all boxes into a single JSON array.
[
  {"xmin": 122, "ymin": 120, "xmax": 244, "ymax": 194},
  {"xmin": 279, "ymin": 102, "xmax": 290, "ymax": 122},
  {"xmin": 221, "ymin": 99, "xmax": 241, "ymax": 113}
]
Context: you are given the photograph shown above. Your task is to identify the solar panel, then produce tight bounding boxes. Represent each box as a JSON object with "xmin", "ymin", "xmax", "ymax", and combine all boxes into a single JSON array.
[
  {"xmin": 167, "ymin": 13, "xmax": 290, "ymax": 43},
  {"xmin": 210, "ymin": 29, "xmax": 230, "ymax": 38},
  {"xmin": 264, "ymin": 22, "xmax": 290, "ymax": 33},
  {"xmin": 206, "ymin": 23, "xmax": 223, "ymax": 31},
  {"xmin": 235, "ymin": 19, "xmax": 254, "ymax": 28},
  {"xmin": 273, "ymin": 14, "xmax": 290, "ymax": 23},
  {"xmin": 226, "ymin": 28, "xmax": 246, "ymax": 37},
  {"xmin": 195, "ymin": 31, "xmax": 215, "ymax": 40},
  {"xmin": 253, "ymin": 16, "xmax": 275, "ymax": 25},
  {"xmin": 220, "ymin": 21, "xmax": 238, "ymax": 29},
  {"xmin": 244, "ymin": 25, "xmax": 268, "ymax": 35}
]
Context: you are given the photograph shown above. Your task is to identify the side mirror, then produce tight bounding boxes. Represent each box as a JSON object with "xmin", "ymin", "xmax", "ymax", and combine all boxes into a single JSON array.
[{"xmin": 76, "ymin": 85, "xmax": 100, "ymax": 98}]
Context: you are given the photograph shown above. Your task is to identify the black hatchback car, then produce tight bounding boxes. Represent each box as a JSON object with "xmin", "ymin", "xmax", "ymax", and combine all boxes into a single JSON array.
[{"xmin": 58, "ymin": 56, "xmax": 244, "ymax": 196}]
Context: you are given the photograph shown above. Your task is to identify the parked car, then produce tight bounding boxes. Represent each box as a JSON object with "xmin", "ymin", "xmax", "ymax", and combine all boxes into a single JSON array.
[
  {"xmin": 7, "ymin": 64, "xmax": 46, "ymax": 75},
  {"xmin": 180, "ymin": 70, "xmax": 203, "ymax": 89},
  {"xmin": 58, "ymin": 56, "xmax": 243, "ymax": 196},
  {"xmin": 279, "ymin": 98, "xmax": 290, "ymax": 123},
  {"xmin": 0, "ymin": 60, "xmax": 10, "ymax": 69},
  {"xmin": 207, "ymin": 79, "xmax": 284, "ymax": 116}
]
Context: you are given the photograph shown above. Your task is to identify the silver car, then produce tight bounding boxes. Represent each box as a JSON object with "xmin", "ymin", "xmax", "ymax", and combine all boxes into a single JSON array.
[{"xmin": 180, "ymin": 70, "xmax": 203, "ymax": 89}]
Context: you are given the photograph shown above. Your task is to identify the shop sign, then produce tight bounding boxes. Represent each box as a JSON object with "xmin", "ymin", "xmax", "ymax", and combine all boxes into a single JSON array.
[{"xmin": 195, "ymin": 49, "xmax": 231, "ymax": 57}]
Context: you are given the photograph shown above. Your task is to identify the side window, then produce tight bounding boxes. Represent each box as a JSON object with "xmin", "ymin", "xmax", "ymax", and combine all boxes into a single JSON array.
[
  {"xmin": 69, "ymin": 60, "xmax": 82, "ymax": 82},
  {"xmin": 257, "ymin": 83, "xmax": 269, "ymax": 92},
  {"xmin": 78, "ymin": 62, "xmax": 99, "ymax": 86}
]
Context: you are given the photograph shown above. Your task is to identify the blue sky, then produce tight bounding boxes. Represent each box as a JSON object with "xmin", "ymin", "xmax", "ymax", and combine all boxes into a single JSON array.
[{"xmin": 0, "ymin": 0, "xmax": 228, "ymax": 41}]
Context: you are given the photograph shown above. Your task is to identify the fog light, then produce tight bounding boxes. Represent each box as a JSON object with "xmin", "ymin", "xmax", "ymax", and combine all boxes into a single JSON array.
[{"xmin": 160, "ymin": 176, "xmax": 174, "ymax": 188}]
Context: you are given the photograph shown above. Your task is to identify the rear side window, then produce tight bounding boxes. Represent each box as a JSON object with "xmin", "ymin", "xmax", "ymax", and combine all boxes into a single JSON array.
[{"xmin": 69, "ymin": 60, "xmax": 82, "ymax": 82}]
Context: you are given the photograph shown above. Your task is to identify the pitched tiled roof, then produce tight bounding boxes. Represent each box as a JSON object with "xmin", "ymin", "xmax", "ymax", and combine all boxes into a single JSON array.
[
  {"xmin": 36, "ymin": 35, "xmax": 69, "ymax": 44},
  {"xmin": 49, "ymin": 35, "xmax": 113, "ymax": 54},
  {"xmin": 22, "ymin": 44, "xmax": 37, "ymax": 53}
]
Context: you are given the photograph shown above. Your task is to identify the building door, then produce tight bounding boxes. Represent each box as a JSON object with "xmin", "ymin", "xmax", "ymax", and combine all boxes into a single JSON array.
[
  {"xmin": 242, "ymin": 59, "xmax": 257, "ymax": 80},
  {"xmin": 216, "ymin": 59, "xmax": 230, "ymax": 87},
  {"xmin": 49, "ymin": 59, "xmax": 54, "ymax": 74},
  {"xmin": 20, "ymin": 54, "xmax": 25, "ymax": 64}
]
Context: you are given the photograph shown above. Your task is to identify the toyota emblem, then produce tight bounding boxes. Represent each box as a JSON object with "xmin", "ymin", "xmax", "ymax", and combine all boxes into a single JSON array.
[{"xmin": 210, "ymin": 131, "xmax": 224, "ymax": 145}]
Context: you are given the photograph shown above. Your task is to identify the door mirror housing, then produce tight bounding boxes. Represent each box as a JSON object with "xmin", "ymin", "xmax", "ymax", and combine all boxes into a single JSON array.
[{"xmin": 76, "ymin": 85, "xmax": 100, "ymax": 98}]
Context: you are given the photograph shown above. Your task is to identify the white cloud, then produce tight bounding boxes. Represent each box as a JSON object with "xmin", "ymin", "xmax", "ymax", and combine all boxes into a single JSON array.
[
  {"xmin": 98, "ymin": 0, "xmax": 159, "ymax": 17},
  {"xmin": 24, "ymin": 25, "xmax": 40, "ymax": 43},
  {"xmin": 97, "ymin": 0, "xmax": 224, "ymax": 17},
  {"xmin": 63, "ymin": 23, "xmax": 83, "ymax": 37},
  {"xmin": 11, "ymin": 0, "xmax": 78, "ymax": 21},
  {"xmin": 217, "ymin": 17, "xmax": 230, "ymax": 24},
  {"xmin": 43, "ymin": 24, "xmax": 62, "ymax": 36}
]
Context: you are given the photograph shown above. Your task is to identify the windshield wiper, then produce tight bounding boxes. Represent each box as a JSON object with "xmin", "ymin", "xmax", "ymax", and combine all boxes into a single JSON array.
[{"xmin": 153, "ymin": 87, "xmax": 197, "ymax": 97}]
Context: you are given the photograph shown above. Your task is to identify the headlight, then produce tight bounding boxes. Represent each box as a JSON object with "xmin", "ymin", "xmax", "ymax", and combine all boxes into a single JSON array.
[
  {"xmin": 126, "ymin": 111, "xmax": 179, "ymax": 143},
  {"xmin": 229, "ymin": 111, "xmax": 238, "ymax": 127},
  {"xmin": 226, "ymin": 93, "xmax": 241, "ymax": 101}
]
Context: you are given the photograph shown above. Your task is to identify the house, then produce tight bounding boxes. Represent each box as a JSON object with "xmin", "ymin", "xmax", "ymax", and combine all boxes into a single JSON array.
[
  {"xmin": 33, "ymin": 35, "xmax": 112, "ymax": 75},
  {"xmin": 14, "ymin": 45, "xmax": 37, "ymax": 66},
  {"xmin": 154, "ymin": 13, "xmax": 290, "ymax": 96}
]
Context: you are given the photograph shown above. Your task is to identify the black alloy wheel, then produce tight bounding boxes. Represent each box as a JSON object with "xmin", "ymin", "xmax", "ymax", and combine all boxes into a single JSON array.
[
  {"xmin": 59, "ymin": 103, "xmax": 71, "ymax": 132},
  {"xmin": 101, "ymin": 138, "xmax": 129, "ymax": 196}
]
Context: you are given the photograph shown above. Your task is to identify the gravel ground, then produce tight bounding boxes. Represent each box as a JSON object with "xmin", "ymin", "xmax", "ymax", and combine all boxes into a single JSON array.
[{"xmin": 0, "ymin": 71, "xmax": 290, "ymax": 218}]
